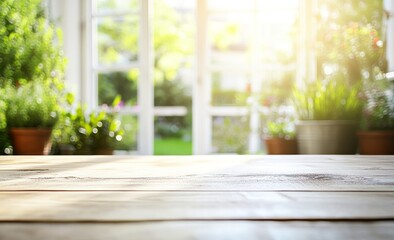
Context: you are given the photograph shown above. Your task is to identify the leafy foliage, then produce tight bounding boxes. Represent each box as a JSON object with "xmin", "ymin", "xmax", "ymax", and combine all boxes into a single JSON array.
[
  {"xmin": 154, "ymin": 78, "xmax": 192, "ymax": 138},
  {"xmin": 0, "ymin": 0, "xmax": 66, "ymax": 86},
  {"xmin": 0, "ymin": 88, "xmax": 6, "ymax": 130},
  {"xmin": 113, "ymin": 115, "xmax": 137, "ymax": 151},
  {"xmin": 293, "ymin": 76, "xmax": 363, "ymax": 121},
  {"xmin": 316, "ymin": 0, "xmax": 386, "ymax": 81},
  {"xmin": 0, "ymin": 0, "xmax": 66, "ymax": 154},
  {"xmin": 98, "ymin": 71, "xmax": 138, "ymax": 106},
  {"xmin": 0, "ymin": 88, "xmax": 11, "ymax": 154},
  {"xmin": 53, "ymin": 95, "xmax": 124, "ymax": 153},
  {"xmin": 262, "ymin": 107, "xmax": 296, "ymax": 139},
  {"xmin": 360, "ymin": 79, "xmax": 394, "ymax": 130},
  {"xmin": 90, "ymin": 111, "xmax": 123, "ymax": 150},
  {"xmin": 265, "ymin": 121, "xmax": 296, "ymax": 139},
  {"xmin": 4, "ymin": 81, "xmax": 59, "ymax": 128}
]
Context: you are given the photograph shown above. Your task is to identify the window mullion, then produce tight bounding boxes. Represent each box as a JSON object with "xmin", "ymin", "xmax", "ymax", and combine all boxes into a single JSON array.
[
  {"xmin": 194, "ymin": 0, "xmax": 211, "ymax": 154},
  {"xmin": 248, "ymin": 0, "xmax": 261, "ymax": 154},
  {"xmin": 138, "ymin": 0, "xmax": 154, "ymax": 155}
]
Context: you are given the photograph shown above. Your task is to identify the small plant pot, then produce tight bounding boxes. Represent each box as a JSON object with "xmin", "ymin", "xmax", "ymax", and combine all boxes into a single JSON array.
[
  {"xmin": 358, "ymin": 131, "xmax": 394, "ymax": 155},
  {"xmin": 58, "ymin": 144, "xmax": 76, "ymax": 155},
  {"xmin": 74, "ymin": 147, "xmax": 93, "ymax": 155},
  {"xmin": 10, "ymin": 128, "xmax": 52, "ymax": 155},
  {"xmin": 264, "ymin": 138, "xmax": 298, "ymax": 154}
]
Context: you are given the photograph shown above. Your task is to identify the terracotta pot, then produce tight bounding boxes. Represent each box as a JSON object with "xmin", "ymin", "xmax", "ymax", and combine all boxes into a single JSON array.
[
  {"xmin": 10, "ymin": 128, "xmax": 52, "ymax": 155},
  {"xmin": 358, "ymin": 131, "xmax": 394, "ymax": 155},
  {"xmin": 94, "ymin": 148, "xmax": 114, "ymax": 155},
  {"xmin": 264, "ymin": 138, "xmax": 298, "ymax": 154}
]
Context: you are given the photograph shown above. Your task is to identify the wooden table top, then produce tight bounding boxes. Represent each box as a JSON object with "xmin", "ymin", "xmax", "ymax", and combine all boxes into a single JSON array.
[{"xmin": 0, "ymin": 155, "xmax": 394, "ymax": 239}]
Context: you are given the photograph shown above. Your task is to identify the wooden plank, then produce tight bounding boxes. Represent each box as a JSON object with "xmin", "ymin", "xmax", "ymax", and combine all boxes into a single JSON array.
[
  {"xmin": 1, "ymin": 155, "xmax": 394, "ymax": 165},
  {"xmin": 0, "ymin": 192, "xmax": 393, "ymax": 221},
  {"xmin": 1, "ymin": 156, "xmax": 393, "ymax": 175},
  {"xmin": 1, "ymin": 156, "xmax": 393, "ymax": 239},
  {"xmin": 0, "ymin": 221, "xmax": 393, "ymax": 240},
  {"xmin": 1, "ymin": 156, "xmax": 393, "ymax": 191}
]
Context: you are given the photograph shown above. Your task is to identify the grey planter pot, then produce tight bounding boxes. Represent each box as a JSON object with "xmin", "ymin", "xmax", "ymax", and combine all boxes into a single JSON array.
[{"xmin": 296, "ymin": 120, "xmax": 358, "ymax": 154}]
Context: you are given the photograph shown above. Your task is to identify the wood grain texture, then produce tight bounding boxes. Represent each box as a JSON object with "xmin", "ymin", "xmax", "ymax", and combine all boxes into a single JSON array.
[
  {"xmin": 1, "ymin": 155, "xmax": 394, "ymax": 240},
  {"xmin": 1, "ymin": 155, "xmax": 394, "ymax": 191},
  {"xmin": 0, "ymin": 191, "xmax": 393, "ymax": 221},
  {"xmin": 1, "ymin": 221, "xmax": 394, "ymax": 240}
]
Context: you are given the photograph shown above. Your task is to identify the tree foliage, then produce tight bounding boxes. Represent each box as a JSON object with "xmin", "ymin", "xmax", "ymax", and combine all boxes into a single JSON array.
[
  {"xmin": 0, "ymin": 0, "xmax": 66, "ymax": 86},
  {"xmin": 316, "ymin": 0, "xmax": 386, "ymax": 81}
]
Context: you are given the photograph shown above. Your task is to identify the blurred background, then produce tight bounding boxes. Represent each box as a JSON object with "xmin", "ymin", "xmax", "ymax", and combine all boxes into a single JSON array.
[{"xmin": 1, "ymin": 0, "xmax": 393, "ymax": 155}]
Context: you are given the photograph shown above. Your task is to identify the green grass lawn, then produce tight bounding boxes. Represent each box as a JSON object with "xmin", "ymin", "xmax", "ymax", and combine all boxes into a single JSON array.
[{"xmin": 154, "ymin": 138, "xmax": 192, "ymax": 155}]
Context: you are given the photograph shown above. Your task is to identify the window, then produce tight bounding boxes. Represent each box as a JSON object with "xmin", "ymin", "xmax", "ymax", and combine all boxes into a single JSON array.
[
  {"xmin": 196, "ymin": 0, "xmax": 300, "ymax": 154},
  {"xmin": 50, "ymin": 0, "xmax": 391, "ymax": 154},
  {"xmin": 86, "ymin": 0, "xmax": 300, "ymax": 154}
]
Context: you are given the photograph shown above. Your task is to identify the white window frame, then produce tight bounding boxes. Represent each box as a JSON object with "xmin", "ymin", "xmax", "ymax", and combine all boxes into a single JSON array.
[
  {"xmin": 84, "ymin": 0, "xmax": 154, "ymax": 154},
  {"xmin": 194, "ymin": 0, "xmax": 305, "ymax": 154},
  {"xmin": 55, "ymin": 0, "xmax": 393, "ymax": 155}
]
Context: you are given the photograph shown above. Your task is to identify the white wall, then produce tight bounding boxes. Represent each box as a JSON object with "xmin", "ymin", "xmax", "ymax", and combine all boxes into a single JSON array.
[{"xmin": 47, "ymin": 0, "xmax": 83, "ymax": 102}]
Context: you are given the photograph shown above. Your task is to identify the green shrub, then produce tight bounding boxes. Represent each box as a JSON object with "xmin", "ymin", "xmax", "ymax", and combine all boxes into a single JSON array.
[
  {"xmin": 53, "ymin": 96, "xmax": 125, "ymax": 153},
  {"xmin": 154, "ymin": 79, "xmax": 191, "ymax": 139},
  {"xmin": 360, "ymin": 79, "xmax": 394, "ymax": 130},
  {"xmin": 90, "ymin": 110, "xmax": 123, "ymax": 151},
  {"xmin": 5, "ymin": 81, "xmax": 59, "ymax": 128},
  {"xmin": 0, "ymin": 0, "xmax": 66, "ymax": 87},
  {"xmin": 0, "ymin": 88, "xmax": 11, "ymax": 154}
]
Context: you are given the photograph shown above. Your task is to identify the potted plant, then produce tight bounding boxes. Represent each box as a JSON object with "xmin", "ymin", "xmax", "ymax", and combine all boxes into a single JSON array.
[
  {"xmin": 0, "ymin": 89, "xmax": 12, "ymax": 155},
  {"xmin": 90, "ymin": 96, "xmax": 123, "ymax": 155},
  {"xmin": 0, "ymin": 0, "xmax": 66, "ymax": 87},
  {"xmin": 52, "ymin": 93, "xmax": 78, "ymax": 155},
  {"xmin": 52, "ymin": 96, "xmax": 124, "ymax": 155},
  {"xmin": 0, "ymin": 0, "xmax": 66, "ymax": 155},
  {"xmin": 4, "ymin": 81, "xmax": 59, "ymax": 155},
  {"xmin": 293, "ymin": 76, "xmax": 363, "ymax": 154},
  {"xmin": 53, "ymin": 102, "xmax": 93, "ymax": 155},
  {"xmin": 90, "ymin": 110, "xmax": 123, "ymax": 155},
  {"xmin": 262, "ymin": 106, "xmax": 298, "ymax": 154},
  {"xmin": 358, "ymin": 78, "xmax": 394, "ymax": 154}
]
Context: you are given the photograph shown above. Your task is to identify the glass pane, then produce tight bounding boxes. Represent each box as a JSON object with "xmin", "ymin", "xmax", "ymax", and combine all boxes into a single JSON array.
[
  {"xmin": 211, "ymin": 71, "xmax": 249, "ymax": 106},
  {"xmin": 257, "ymin": 0, "xmax": 299, "ymax": 10},
  {"xmin": 208, "ymin": 13, "xmax": 252, "ymax": 65},
  {"xmin": 258, "ymin": 10, "xmax": 298, "ymax": 64},
  {"xmin": 259, "ymin": 70, "xmax": 296, "ymax": 106},
  {"xmin": 316, "ymin": 0, "xmax": 385, "ymax": 80},
  {"xmin": 115, "ymin": 115, "xmax": 138, "ymax": 151},
  {"xmin": 208, "ymin": 0, "xmax": 254, "ymax": 12},
  {"xmin": 212, "ymin": 116, "xmax": 249, "ymax": 154},
  {"xmin": 98, "ymin": 70, "xmax": 138, "ymax": 107},
  {"xmin": 97, "ymin": 15, "xmax": 139, "ymax": 65},
  {"xmin": 153, "ymin": 0, "xmax": 194, "ymax": 155},
  {"xmin": 96, "ymin": 0, "xmax": 139, "ymax": 13},
  {"xmin": 154, "ymin": 116, "xmax": 192, "ymax": 155}
]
